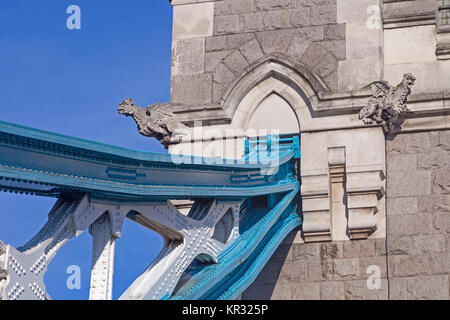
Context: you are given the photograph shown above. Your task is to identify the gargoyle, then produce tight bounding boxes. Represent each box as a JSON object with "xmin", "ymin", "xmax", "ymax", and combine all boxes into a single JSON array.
[
  {"xmin": 359, "ymin": 73, "xmax": 416, "ymax": 133},
  {"xmin": 118, "ymin": 98, "xmax": 188, "ymax": 148}
]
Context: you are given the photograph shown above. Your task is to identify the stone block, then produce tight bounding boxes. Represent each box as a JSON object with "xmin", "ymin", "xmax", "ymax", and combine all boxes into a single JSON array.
[
  {"xmin": 438, "ymin": 131, "xmax": 450, "ymax": 150},
  {"xmin": 387, "ymin": 132, "xmax": 433, "ymax": 154},
  {"xmin": 417, "ymin": 152, "xmax": 450, "ymax": 169},
  {"xmin": 278, "ymin": 260, "xmax": 308, "ymax": 283},
  {"xmin": 311, "ymin": 5, "xmax": 337, "ymax": 26},
  {"xmin": 295, "ymin": 26, "xmax": 324, "ymax": 41},
  {"xmin": 293, "ymin": 243, "xmax": 320, "ymax": 261},
  {"xmin": 338, "ymin": 57, "xmax": 381, "ymax": 91},
  {"xmin": 262, "ymin": 10, "xmax": 290, "ymax": 31},
  {"xmin": 213, "ymin": 63, "xmax": 236, "ymax": 85},
  {"xmin": 205, "ymin": 50, "xmax": 231, "ymax": 72},
  {"xmin": 319, "ymin": 40, "xmax": 346, "ymax": 60},
  {"xmin": 389, "ymin": 278, "xmax": 407, "ymax": 300},
  {"xmin": 384, "ymin": 25, "xmax": 437, "ymax": 65},
  {"xmin": 256, "ymin": 29, "xmax": 295, "ymax": 54},
  {"xmin": 345, "ymin": 23, "xmax": 381, "ymax": 60},
  {"xmin": 388, "ymin": 236, "xmax": 414, "ymax": 255},
  {"xmin": 213, "ymin": 82, "xmax": 227, "ymax": 102},
  {"xmin": 324, "ymin": 24, "xmax": 345, "ymax": 40},
  {"xmin": 337, "ymin": 0, "xmax": 379, "ymax": 24},
  {"xmin": 390, "ymin": 255, "xmax": 430, "ymax": 277},
  {"xmin": 358, "ymin": 239, "xmax": 375, "ymax": 257},
  {"xmin": 223, "ymin": 50, "xmax": 249, "ymax": 75},
  {"xmin": 333, "ymin": 258, "xmax": 360, "ymax": 280},
  {"xmin": 387, "ymin": 170, "xmax": 431, "ymax": 197},
  {"xmin": 433, "ymin": 212, "xmax": 450, "ymax": 233},
  {"xmin": 172, "ymin": 38, "xmax": 205, "ymax": 76},
  {"xmin": 413, "ymin": 234, "xmax": 446, "ymax": 254},
  {"xmin": 418, "ymin": 195, "xmax": 450, "ymax": 213},
  {"xmin": 215, "ymin": 15, "xmax": 240, "ymax": 35},
  {"xmin": 297, "ymin": 0, "xmax": 336, "ymax": 6},
  {"xmin": 387, "ymin": 197, "xmax": 418, "ymax": 215},
  {"xmin": 345, "ymin": 279, "xmax": 389, "ymax": 300},
  {"xmin": 239, "ymin": 13, "xmax": 264, "ymax": 33},
  {"xmin": 343, "ymin": 240, "xmax": 375, "ymax": 258},
  {"xmin": 320, "ymin": 281, "xmax": 345, "ymax": 300},
  {"xmin": 239, "ymin": 39, "xmax": 264, "ymax": 64},
  {"xmin": 171, "ymin": 73, "xmax": 212, "ymax": 104},
  {"xmin": 388, "ymin": 214, "xmax": 433, "ymax": 237},
  {"xmin": 308, "ymin": 260, "xmax": 333, "ymax": 281},
  {"xmin": 432, "ymin": 169, "xmax": 450, "ymax": 194},
  {"xmin": 173, "ymin": 2, "xmax": 214, "ymax": 40},
  {"xmin": 313, "ymin": 53, "xmax": 337, "ymax": 78},
  {"xmin": 214, "ymin": 0, "xmax": 254, "ymax": 16},
  {"xmin": 320, "ymin": 242, "xmax": 343, "ymax": 259},
  {"xmin": 430, "ymin": 252, "xmax": 450, "ymax": 274},
  {"xmin": 323, "ymin": 70, "xmax": 338, "ymax": 92},
  {"xmin": 406, "ymin": 276, "xmax": 449, "ymax": 300},
  {"xmin": 287, "ymin": 35, "xmax": 311, "ymax": 61},
  {"xmin": 387, "ymin": 154, "xmax": 417, "ymax": 172},
  {"xmin": 292, "ymin": 282, "xmax": 321, "ymax": 300},
  {"xmin": 384, "ymin": 61, "xmax": 450, "ymax": 96},
  {"xmin": 375, "ymin": 239, "xmax": 386, "ymax": 256},
  {"xmin": 290, "ymin": 8, "xmax": 311, "ymax": 27},
  {"xmin": 300, "ymin": 42, "xmax": 330, "ymax": 68},
  {"xmin": 226, "ymin": 33, "xmax": 256, "ymax": 50},
  {"xmin": 255, "ymin": 0, "xmax": 294, "ymax": 11},
  {"xmin": 205, "ymin": 36, "xmax": 226, "ymax": 52},
  {"xmin": 359, "ymin": 256, "xmax": 387, "ymax": 280}
]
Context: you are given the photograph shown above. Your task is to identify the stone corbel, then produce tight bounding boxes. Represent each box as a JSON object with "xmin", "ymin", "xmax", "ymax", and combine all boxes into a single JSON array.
[
  {"xmin": 346, "ymin": 170, "xmax": 386, "ymax": 240},
  {"xmin": 301, "ymin": 172, "xmax": 331, "ymax": 242}
]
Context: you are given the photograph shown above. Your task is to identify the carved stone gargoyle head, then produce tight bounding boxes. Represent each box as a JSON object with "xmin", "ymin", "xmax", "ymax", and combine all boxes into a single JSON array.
[
  {"xmin": 402, "ymin": 72, "xmax": 416, "ymax": 90},
  {"xmin": 118, "ymin": 98, "xmax": 137, "ymax": 116},
  {"xmin": 359, "ymin": 73, "xmax": 416, "ymax": 134}
]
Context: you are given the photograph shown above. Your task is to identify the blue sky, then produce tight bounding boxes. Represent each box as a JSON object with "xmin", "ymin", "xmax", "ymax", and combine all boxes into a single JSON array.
[{"xmin": 0, "ymin": 0, "xmax": 173, "ymax": 299}]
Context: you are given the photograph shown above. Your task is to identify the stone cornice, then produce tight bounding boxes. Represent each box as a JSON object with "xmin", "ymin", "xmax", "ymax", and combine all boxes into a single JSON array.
[
  {"xmin": 172, "ymin": 88, "xmax": 450, "ymax": 133},
  {"xmin": 383, "ymin": 0, "xmax": 436, "ymax": 29}
]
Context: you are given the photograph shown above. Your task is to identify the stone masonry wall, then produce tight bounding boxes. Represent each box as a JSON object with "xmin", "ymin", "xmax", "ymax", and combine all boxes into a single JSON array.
[
  {"xmin": 243, "ymin": 130, "xmax": 450, "ymax": 299},
  {"xmin": 241, "ymin": 232, "xmax": 388, "ymax": 299},
  {"xmin": 171, "ymin": 0, "xmax": 346, "ymax": 105},
  {"xmin": 386, "ymin": 130, "xmax": 450, "ymax": 299}
]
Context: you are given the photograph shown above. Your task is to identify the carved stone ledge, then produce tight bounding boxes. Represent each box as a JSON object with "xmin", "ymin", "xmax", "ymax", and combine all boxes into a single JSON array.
[
  {"xmin": 436, "ymin": 43, "xmax": 450, "ymax": 60},
  {"xmin": 301, "ymin": 173, "xmax": 331, "ymax": 243},
  {"xmin": 383, "ymin": 0, "xmax": 436, "ymax": 29},
  {"xmin": 346, "ymin": 170, "xmax": 385, "ymax": 240}
]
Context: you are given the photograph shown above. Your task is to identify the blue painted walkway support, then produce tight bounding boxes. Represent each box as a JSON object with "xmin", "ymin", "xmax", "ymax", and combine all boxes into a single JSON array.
[{"xmin": 0, "ymin": 120, "xmax": 301, "ymax": 300}]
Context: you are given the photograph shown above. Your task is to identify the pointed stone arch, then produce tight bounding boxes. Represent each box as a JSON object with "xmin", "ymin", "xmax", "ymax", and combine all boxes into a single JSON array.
[{"xmin": 222, "ymin": 54, "xmax": 351, "ymax": 134}]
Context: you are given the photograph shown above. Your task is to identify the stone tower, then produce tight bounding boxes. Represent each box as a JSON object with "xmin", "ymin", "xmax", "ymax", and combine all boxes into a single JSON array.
[{"xmin": 167, "ymin": 0, "xmax": 450, "ymax": 300}]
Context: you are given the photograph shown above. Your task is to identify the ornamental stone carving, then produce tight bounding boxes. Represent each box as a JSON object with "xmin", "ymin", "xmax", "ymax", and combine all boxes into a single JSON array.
[
  {"xmin": 359, "ymin": 73, "xmax": 416, "ymax": 133},
  {"xmin": 118, "ymin": 98, "xmax": 188, "ymax": 147}
]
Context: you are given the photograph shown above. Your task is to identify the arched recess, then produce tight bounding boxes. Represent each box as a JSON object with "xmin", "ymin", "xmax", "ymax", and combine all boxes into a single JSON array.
[
  {"xmin": 224, "ymin": 54, "xmax": 328, "ymax": 133},
  {"xmin": 247, "ymin": 93, "xmax": 300, "ymax": 135}
]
